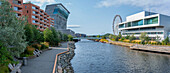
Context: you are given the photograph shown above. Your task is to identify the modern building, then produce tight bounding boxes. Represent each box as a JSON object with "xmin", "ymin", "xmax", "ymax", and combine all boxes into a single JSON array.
[
  {"xmin": 45, "ymin": 3, "xmax": 75, "ymax": 36},
  {"xmin": 23, "ymin": 2, "xmax": 54, "ymax": 31},
  {"xmin": 8, "ymin": 0, "xmax": 23, "ymax": 17},
  {"xmin": 45, "ymin": 3, "xmax": 70, "ymax": 30},
  {"xmin": 118, "ymin": 11, "xmax": 170, "ymax": 40}
]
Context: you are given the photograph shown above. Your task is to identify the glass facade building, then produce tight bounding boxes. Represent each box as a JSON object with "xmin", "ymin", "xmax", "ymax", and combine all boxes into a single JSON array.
[{"xmin": 53, "ymin": 5, "xmax": 69, "ymax": 19}]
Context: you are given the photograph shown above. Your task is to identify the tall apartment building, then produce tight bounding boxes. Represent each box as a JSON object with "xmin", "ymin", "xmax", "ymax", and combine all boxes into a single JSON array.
[
  {"xmin": 23, "ymin": 2, "xmax": 54, "ymax": 31},
  {"xmin": 118, "ymin": 11, "xmax": 170, "ymax": 41},
  {"xmin": 8, "ymin": 0, "xmax": 23, "ymax": 17}
]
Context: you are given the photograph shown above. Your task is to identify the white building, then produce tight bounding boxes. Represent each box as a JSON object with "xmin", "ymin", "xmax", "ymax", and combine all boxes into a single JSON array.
[{"xmin": 118, "ymin": 11, "xmax": 170, "ymax": 41}]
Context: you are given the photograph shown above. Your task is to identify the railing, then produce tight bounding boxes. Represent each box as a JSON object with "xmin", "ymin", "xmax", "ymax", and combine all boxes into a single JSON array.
[{"xmin": 52, "ymin": 42, "xmax": 75, "ymax": 73}]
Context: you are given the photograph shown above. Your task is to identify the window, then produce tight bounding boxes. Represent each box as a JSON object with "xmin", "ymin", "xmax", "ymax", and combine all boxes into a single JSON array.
[
  {"xmin": 53, "ymin": 8, "xmax": 58, "ymax": 14},
  {"xmin": 0, "ymin": 1, "xmax": 2, "ymax": 5},
  {"xmin": 32, "ymin": 6, "xmax": 36, "ymax": 10},
  {"xmin": 145, "ymin": 17, "xmax": 158, "ymax": 25},
  {"xmin": 132, "ymin": 20, "xmax": 143, "ymax": 26},
  {"xmin": 13, "ymin": 6, "xmax": 18, "ymax": 11},
  {"xmin": 119, "ymin": 24, "xmax": 125, "ymax": 28},
  {"xmin": 125, "ymin": 22, "xmax": 131, "ymax": 27},
  {"xmin": 32, "ymin": 15, "xmax": 36, "ymax": 19},
  {"xmin": 33, "ymin": 11, "xmax": 36, "ymax": 14},
  {"xmin": 27, "ymin": 10, "xmax": 28, "ymax": 13},
  {"xmin": 25, "ymin": 6, "xmax": 27, "ymax": 8}
]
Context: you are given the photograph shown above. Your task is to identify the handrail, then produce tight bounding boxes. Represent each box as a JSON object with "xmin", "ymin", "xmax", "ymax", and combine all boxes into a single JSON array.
[{"xmin": 52, "ymin": 48, "xmax": 70, "ymax": 73}]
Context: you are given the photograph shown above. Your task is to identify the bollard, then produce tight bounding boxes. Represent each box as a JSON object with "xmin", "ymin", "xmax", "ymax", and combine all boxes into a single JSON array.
[{"xmin": 23, "ymin": 57, "xmax": 27, "ymax": 66}]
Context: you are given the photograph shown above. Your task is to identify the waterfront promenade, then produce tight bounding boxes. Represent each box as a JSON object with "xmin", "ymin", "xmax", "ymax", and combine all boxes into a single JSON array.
[
  {"xmin": 107, "ymin": 39, "xmax": 170, "ymax": 54},
  {"xmin": 21, "ymin": 42, "xmax": 68, "ymax": 73}
]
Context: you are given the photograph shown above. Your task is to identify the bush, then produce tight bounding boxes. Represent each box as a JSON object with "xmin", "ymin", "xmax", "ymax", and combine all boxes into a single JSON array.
[
  {"xmin": 68, "ymin": 35, "xmax": 73, "ymax": 41},
  {"xmin": 0, "ymin": 65, "xmax": 9, "ymax": 73},
  {"xmin": 120, "ymin": 37, "xmax": 125, "ymax": 41},
  {"xmin": 123, "ymin": 39, "xmax": 130, "ymax": 43},
  {"xmin": 32, "ymin": 44, "xmax": 41, "ymax": 50},
  {"xmin": 40, "ymin": 42, "xmax": 49, "ymax": 50},
  {"xmin": 26, "ymin": 46, "xmax": 35, "ymax": 55}
]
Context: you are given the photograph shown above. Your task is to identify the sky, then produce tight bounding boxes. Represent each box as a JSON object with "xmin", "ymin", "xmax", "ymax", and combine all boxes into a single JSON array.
[{"xmin": 24, "ymin": 0, "xmax": 170, "ymax": 35}]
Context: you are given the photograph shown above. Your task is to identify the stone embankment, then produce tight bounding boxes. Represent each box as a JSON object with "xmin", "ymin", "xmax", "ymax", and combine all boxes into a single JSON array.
[
  {"xmin": 53, "ymin": 42, "xmax": 76, "ymax": 73},
  {"xmin": 93, "ymin": 39, "xmax": 170, "ymax": 55}
]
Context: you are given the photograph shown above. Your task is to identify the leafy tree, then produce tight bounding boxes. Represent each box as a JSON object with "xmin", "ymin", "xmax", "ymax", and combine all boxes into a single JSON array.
[
  {"xmin": 25, "ymin": 24, "xmax": 34, "ymax": 45},
  {"xmin": 32, "ymin": 25, "xmax": 42, "ymax": 43},
  {"xmin": 97, "ymin": 35, "xmax": 100, "ymax": 38},
  {"xmin": 139, "ymin": 32, "xmax": 147, "ymax": 45},
  {"xmin": 0, "ymin": 0, "xmax": 27, "ymax": 57},
  {"xmin": 51, "ymin": 27, "xmax": 60, "ymax": 45},
  {"xmin": 118, "ymin": 32, "xmax": 122, "ymax": 39},
  {"xmin": 63, "ymin": 34, "xmax": 68, "ymax": 41},
  {"xmin": 0, "ymin": 42, "xmax": 13, "ymax": 66},
  {"xmin": 43, "ymin": 28, "xmax": 53, "ymax": 43},
  {"xmin": 129, "ymin": 34, "xmax": 136, "ymax": 42},
  {"xmin": 68, "ymin": 35, "xmax": 73, "ymax": 41},
  {"xmin": 164, "ymin": 37, "xmax": 169, "ymax": 45},
  {"xmin": 114, "ymin": 36, "xmax": 119, "ymax": 41},
  {"xmin": 125, "ymin": 35, "xmax": 130, "ymax": 39},
  {"xmin": 109, "ymin": 34, "xmax": 114, "ymax": 39},
  {"xmin": 121, "ymin": 37, "xmax": 125, "ymax": 41},
  {"xmin": 102, "ymin": 35, "xmax": 106, "ymax": 39}
]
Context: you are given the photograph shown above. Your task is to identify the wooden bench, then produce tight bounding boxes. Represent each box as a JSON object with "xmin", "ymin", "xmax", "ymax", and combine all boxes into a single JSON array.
[{"xmin": 8, "ymin": 63, "xmax": 22, "ymax": 73}]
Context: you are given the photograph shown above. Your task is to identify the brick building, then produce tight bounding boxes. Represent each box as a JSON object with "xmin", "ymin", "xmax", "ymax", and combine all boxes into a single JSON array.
[
  {"xmin": 8, "ymin": 0, "xmax": 23, "ymax": 17},
  {"xmin": 23, "ymin": 2, "xmax": 54, "ymax": 31}
]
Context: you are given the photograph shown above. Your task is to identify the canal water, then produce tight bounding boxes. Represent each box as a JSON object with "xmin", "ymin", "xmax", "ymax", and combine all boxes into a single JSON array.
[{"xmin": 71, "ymin": 39, "xmax": 170, "ymax": 73}]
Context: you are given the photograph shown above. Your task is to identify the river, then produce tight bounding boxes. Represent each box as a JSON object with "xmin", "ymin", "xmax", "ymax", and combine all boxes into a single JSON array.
[{"xmin": 71, "ymin": 39, "xmax": 170, "ymax": 73}]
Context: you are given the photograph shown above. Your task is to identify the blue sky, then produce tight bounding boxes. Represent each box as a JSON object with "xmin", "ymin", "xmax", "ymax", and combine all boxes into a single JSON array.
[{"xmin": 24, "ymin": 0, "xmax": 170, "ymax": 35}]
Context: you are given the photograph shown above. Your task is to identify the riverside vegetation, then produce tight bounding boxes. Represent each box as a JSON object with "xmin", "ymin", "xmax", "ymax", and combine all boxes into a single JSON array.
[
  {"xmin": 0, "ymin": 0, "xmax": 73, "ymax": 72},
  {"xmin": 98, "ymin": 33, "xmax": 170, "ymax": 46}
]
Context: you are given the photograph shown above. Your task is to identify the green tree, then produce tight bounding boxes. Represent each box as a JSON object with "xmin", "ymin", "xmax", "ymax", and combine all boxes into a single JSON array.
[
  {"xmin": 114, "ymin": 36, "xmax": 119, "ymax": 41},
  {"xmin": 139, "ymin": 32, "xmax": 147, "ymax": 45},
  {"xmin": 0, "ymin": 0, "xmax": 27, "ymax": 57},
  {"xmin": 43, "ymin": 28, "xmax": 53, "ymax": 43},
  {"xmin": 109, "ymin": 34, "xmax": 114, "ymax": 39},
  {"xmin": 129, "ymin": 34, "xmax": 136, "ymax": 42},
  {"xmin": 164, "ymin": 37, "xmax": 169, "ymax": 45},
  {"xmin": 25, "ymin": 24, "xmax": 34, "ymax": 45},
  {"xmin": 125, "ymin": 35, "xmax": 130, "ymax": 39},
  {"xmin": 97, "ymin": 35, "xmax": 100, "ymax": 38},
  {"xmin": 32, "ymin": 25, "xmax": 42, "ymax": 43},
  {"xmin": 118, "ymin": 32, "xmax": 122, "ymax": 39},
  {"xmin": 51, "ymin": 27, "xmax": 60, "ymax": 45},
  {"xmin": 63, "ymin": 34, "xmax": 68, "ymax": 41},
  {"xmin": 102, "ymin": 35, "xmax": 106, "ymax": 39},
  {"xmin": 68, "ymin": 35, "xmax": 73, "ymax": 41}
]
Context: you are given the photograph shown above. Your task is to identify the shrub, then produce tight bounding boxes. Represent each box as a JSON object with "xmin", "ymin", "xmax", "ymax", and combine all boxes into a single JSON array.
[
  {"xmin": 40, "ymin": 42, "xmax": 49, "ymax": 49},
  {"xmin": 0, "ymin": 65, "xmax": 9, "ymax": 73},
  {"xmin": 32, "ymin": 44, "xmax": 42, "ymax": 50},
  {"xmin": 120, "ymin": 37, "xmax": 125, "ymax": 41},
  {"xmin": 123, "ymin": 39, "xmax": 130, "ymax": 43},
  {"xmin": 68, "ymin": 35, "xmax": 73, "ymax": 41},
  {"xmin": 26, "ymin": 46, "xmax": 35, "ymax": 55},
  {"xmin": 100, "ymin": 39, "xmax": 108, "ymax": 43}
]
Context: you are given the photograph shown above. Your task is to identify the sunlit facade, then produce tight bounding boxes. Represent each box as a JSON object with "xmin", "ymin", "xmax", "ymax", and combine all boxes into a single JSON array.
[{"xmin": 119, "ymin": 11, "xmax": 170, "ymax": 40}]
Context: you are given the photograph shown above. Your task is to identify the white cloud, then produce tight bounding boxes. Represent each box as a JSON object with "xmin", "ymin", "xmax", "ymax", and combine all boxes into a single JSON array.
[
  {"xmin": 23, "ymin": 0, "xmax": 57, "ymax": 9},
  {"xmin": 67, "ymin": 25, "xmax": 80, "ymax": 28},
  {"xmin": 96, "ymin": 0, "xmax": 170, "ymax": 15}
]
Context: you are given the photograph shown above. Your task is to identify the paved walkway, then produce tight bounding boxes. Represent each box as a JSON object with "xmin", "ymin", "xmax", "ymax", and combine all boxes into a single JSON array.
[{"xmin": 21, "ymin": 42, "xmax": 68, "ymax": 73}]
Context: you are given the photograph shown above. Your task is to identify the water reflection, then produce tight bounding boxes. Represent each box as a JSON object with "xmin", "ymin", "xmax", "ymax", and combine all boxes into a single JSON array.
[{"xmin": 71, "ymin": 39, "xmax": 170, "ymax": 73}]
